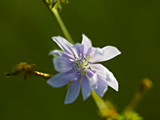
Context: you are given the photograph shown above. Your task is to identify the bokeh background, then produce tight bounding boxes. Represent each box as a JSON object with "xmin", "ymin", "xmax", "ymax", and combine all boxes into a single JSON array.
[{"xmin": 0, "ymin": 0, "xmax": 160, "ymax": 120}]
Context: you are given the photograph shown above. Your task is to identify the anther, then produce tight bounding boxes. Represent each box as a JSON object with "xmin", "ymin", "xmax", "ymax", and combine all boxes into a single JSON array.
[
  {"xmin": 85, "ymin": 63, "xmax": 88, "ymax": 66},
  {"xmin": 89, "ymin": 67, "xmax": 92, "ymax": 70},
  {"xmin": 74, "ymin": 55, "xmax": 77, "ymax": 59},
  {"xmin": 76, "ymin": 71, "xmax": 81, "ymax": 74},
  {"xmin": 83, "ymin": 57, "xmax": 87, "ymax": 61},
  {"xmin": 80, "ymin": 59, "xmax": 83, "ymax": 63},
  {"xmin": 81, "ymin": 67, "xmax": 85, "ymax": 71}
]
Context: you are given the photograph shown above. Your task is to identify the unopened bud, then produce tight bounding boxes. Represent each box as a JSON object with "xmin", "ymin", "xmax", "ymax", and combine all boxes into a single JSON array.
[{"xmin": 139, "ymin": 78, "xmax": 152, "ymax": 93}]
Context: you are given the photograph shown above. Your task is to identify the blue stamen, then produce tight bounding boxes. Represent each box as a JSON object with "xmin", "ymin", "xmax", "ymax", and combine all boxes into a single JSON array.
[
  {"xmin": 72, "ymin": 56, "xmax": 92, "ymax": 75},
  {"xmin": 85, "ymin": 63, "xmax": 88, "ymax": 66},
  {"xmin": 80, "ymin": 59, "xmax": 83, "ymax": 63},
  {"xmin": 84, "ymin": 57, "xmax": 87, "ymax": 61},
  {"xmin": 74, "ymin": 55, "xmax": 77, "ymax": 59},
  {"xmin": 76, "ymin": 71, "xmax": 81, "ymax": 74},
  {"xmin": 81, "ymin": 56, "xmax": 84, "ymax": 59},
  {"xmin": 81, "ymin": 67, "xmax": 85, "ymax": 71}
]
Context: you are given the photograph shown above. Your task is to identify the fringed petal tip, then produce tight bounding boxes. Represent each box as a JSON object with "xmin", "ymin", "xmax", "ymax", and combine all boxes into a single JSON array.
[
  {"xmin": 82, "ymin": 34, "xmax": 92, "ymax": 54},
  {"xmin": 90, "ymin": 46, "xmax": 121, "ymax": 63}
]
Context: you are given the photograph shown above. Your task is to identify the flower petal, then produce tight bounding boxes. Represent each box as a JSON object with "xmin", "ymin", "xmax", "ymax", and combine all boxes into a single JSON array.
[
  {"xmin": 73, "ymin": 43, "xmax": 84, "ymax": 57},
  {"xmin": 87, "ymin": 71, "xmax": 98, "ymax": 90},
  {"xmin": 85, "ymin": 48, "xmax": 92, "ymax": 57},
  {"xmin": 81, "ymin": 34, "xmax": 92, "ymax": 55},
  {"xmin": 52, "ymin": 36, "xmax": 73, "ymax": 55},
  {"xmin": 94, "ymin": 77, "xmax": 108, "ymax": 97},
  {"xmin": 53, "ymin": 56, "xmax": 73, "ymax": 72},
  {"xmin": 90, "ymin": 64, "xmax": 107, "ymax": 79},
  {"xmin": 49, "ymin": 50, "xmax": 74, "ymax": 59},
  {"xmin": 81, "ymin": 75, "xmax": 92, "ymax": 100},
  {"xmin": 90, "ymin": 64, "xmax": 118, "ymax": 91},
  {"xmin": 106, "ymin": 74, "xmax": 118, "ymax": 91},
  {"xmin": 47, "ymin": 71, "xmax": 78, "ymax": 88},
  {"xmin": 89, "ymin": 46, "xmax": 121, "ymax": 63},
  {"xmin": 64, "ymin": 77, "xmax": 81, "ymax": 104}
]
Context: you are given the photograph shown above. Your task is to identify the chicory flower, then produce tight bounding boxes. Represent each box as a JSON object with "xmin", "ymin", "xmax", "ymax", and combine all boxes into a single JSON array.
[{"xmin": 47, "ymin": 34, "xmax": 121, "ymax": 104}]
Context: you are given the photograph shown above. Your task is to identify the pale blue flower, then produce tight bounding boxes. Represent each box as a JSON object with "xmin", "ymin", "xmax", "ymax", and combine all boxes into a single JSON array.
[{"xmin": 47, "ymin": 34, "xmax": 121, "ymax": 104}]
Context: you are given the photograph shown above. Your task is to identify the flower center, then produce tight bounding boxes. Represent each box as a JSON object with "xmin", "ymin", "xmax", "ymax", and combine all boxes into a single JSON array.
[{"xmin": 72, "ymin": 56, "xmax": 91, "ymax": 74}]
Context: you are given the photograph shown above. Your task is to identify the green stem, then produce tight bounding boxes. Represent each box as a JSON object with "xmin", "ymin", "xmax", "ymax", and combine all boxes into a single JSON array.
[
  {"xmin": 51, "ymin": 7, "xmax": 74, "ymax": 44},
  {"xmin": 92, "ymin": 91, "xmax": 119, "ymax": 119},
  {"xmin": 92, "ymin": 91, "xmax": 109, "ymax": 117}
]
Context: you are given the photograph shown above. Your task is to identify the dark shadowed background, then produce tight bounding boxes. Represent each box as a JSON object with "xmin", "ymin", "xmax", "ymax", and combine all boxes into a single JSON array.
[{"xmin": 0, "ymin": 0, "xmax": 160, "ymax": 120}]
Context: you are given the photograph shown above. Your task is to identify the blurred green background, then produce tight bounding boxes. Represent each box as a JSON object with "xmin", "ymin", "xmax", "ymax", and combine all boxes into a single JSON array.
[{"xmin": 0, "ymin": 0, "xmax": 160, "ymax": 120}]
